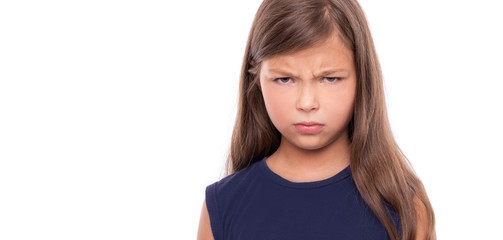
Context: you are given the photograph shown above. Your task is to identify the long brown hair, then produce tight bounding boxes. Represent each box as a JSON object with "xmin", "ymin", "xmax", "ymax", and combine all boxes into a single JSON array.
[{"xmin": 225, "ymin": 0, "xmax": 435, "ymax": 239}]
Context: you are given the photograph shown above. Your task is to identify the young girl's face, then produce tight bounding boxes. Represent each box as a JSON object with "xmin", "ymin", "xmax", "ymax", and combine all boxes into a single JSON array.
[{"xmin": 259, "ymin": 34, "xmax": 356, "ymax": 151}]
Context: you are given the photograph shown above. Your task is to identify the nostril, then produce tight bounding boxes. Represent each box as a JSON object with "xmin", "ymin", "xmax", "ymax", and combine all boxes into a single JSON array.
[{"xmin": 297, "ymin": 102, "xmax": 319, "ymax": 112}]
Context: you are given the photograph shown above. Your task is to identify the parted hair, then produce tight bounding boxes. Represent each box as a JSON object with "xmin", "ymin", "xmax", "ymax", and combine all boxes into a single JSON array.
[{"xmin": 225, "ymin": 0, "xmax": 435, "ymax": 239}]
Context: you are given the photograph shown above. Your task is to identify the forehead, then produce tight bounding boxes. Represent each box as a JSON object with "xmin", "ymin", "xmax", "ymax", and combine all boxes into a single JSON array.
[{"xmin": 261, "ymin": 34, "xmax": 354, "ymax": 71}]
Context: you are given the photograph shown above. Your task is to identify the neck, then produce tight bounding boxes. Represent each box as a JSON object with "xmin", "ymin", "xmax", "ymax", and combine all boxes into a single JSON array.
[{"xmin": 266, "ymin": 131, "xmax": 351, "ymax": 182}]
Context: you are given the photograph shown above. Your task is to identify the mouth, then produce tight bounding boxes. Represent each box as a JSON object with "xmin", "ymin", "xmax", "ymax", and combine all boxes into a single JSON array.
[
  {"xmin": 294, "ymin": 121, "xmax": 324, "ymax": 126},
  {"xmin": 294, "ymin": 121, "xmax": 324, "ymax": 134}
]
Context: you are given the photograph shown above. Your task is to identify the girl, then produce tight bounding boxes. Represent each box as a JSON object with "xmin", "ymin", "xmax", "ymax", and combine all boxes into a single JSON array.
[{"xmin": 198, "ymin": 0, "xmax": 435, "ymax": 239}]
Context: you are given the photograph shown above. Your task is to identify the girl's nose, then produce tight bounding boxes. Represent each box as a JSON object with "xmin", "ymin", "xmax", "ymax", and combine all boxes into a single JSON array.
[{"xmin": 296, "ymin": 85, "xmax": 319, "ymax": 112}]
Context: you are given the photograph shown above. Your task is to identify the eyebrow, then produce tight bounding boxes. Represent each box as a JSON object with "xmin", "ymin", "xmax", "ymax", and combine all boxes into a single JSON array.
[{"xmin": 267, "ymin": 68, "xmax": 348, "ymax": 78}]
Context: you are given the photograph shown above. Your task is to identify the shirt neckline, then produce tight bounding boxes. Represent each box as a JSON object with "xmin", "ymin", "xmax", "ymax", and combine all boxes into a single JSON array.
[{"xmin": 257, "ymin": 156, "xmax": 351, "ymax": 189}]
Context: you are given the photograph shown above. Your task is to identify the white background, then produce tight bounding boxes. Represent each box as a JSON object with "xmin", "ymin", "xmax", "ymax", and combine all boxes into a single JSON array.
[{"xmin": 1, "ymin": 0, "xmax": 502, "ymax": 239}]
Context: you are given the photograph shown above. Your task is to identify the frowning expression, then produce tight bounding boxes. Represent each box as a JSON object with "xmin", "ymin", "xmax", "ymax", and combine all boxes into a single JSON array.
[{"xmin": 259, "ymin": 34, "xmax": 356, "ymax": 151}]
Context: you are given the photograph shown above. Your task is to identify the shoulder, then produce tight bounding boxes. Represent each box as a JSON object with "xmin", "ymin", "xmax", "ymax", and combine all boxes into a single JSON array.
[
  {"xmin": 206, "ymin": 160, "xmax": 260, "ymax": 199},
  {"xmin": 204, "ymin": 161, "xmax": 262, "ymax": 240}
]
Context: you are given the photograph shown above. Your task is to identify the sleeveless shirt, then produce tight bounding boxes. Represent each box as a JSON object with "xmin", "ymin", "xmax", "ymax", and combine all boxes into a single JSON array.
[{"xmin": 205, "ymin": 156, "xmax": 401, "ymax": 240}]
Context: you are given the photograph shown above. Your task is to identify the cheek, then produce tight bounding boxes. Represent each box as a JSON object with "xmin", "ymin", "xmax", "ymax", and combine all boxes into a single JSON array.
[
  {"xmin": 325, "ymin": 99, "xmax": 354, "ymax": 122},
  {"xmin": 262, "ymin": 90, "xmax": 292, "ymax": 127},
  {"xmin": 325, "ymin": 86, "xmax": 356, "ymax": 122}
]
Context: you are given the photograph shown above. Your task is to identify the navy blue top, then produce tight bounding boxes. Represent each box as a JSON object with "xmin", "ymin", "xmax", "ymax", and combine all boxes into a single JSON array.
[{"xmin": 205, "ymin": 156, "xmax": 401, "ymax": 240}]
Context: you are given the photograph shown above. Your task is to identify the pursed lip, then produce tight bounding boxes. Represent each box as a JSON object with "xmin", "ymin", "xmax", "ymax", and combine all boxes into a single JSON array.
[{"xmin": 294, "ymin": 121, "xmax": 324, "ymax": 126}]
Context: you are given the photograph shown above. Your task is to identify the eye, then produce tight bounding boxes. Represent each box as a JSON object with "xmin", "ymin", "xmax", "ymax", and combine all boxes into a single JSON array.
[
  {"xmin": 323, "ymin": 77, "xmax": 341, "ymax": 83},
  {"xmin": 274, "ymin": 77, "xmax": 292, "ymax": 84}
]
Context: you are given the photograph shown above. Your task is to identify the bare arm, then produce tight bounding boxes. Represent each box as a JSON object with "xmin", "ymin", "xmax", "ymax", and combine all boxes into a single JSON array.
[{"xmin": 197, "ymin": 200, "xmax": 215, "ymax": 240}]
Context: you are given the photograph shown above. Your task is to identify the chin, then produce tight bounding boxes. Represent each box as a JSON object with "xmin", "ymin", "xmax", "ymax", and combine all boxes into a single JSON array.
[
  {"xmin": 297, "ymin": 145, "xmax": 324, "ymax": 151},
  {"xmin": 292, "ymin": 138, "xmax": 330, "ymax": 151}
]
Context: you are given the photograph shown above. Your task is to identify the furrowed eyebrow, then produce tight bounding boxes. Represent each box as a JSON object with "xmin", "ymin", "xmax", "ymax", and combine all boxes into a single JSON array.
[{"xmin": 267, "ymin": 68, "xmax": 348, "ymax": 78}]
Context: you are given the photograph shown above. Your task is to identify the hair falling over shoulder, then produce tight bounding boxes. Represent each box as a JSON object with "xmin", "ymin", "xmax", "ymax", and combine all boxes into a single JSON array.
[{"xmin": 225, "ymin": 0, "xmax": 435, "ymax": 239}]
